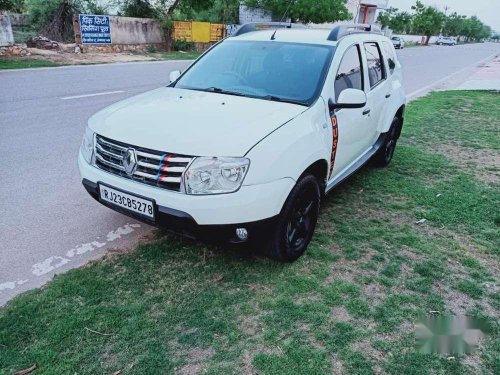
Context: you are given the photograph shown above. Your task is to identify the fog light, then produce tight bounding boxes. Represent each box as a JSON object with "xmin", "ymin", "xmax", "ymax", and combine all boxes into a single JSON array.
[{"xmin": 236, "ymin": 228, "xmax": 248, "ymax": 241}]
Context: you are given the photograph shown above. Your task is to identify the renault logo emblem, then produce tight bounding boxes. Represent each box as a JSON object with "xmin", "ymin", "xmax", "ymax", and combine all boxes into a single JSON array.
[{"xmin": 122, "ymin": 148, "xmax": 137, "ymax": 176}]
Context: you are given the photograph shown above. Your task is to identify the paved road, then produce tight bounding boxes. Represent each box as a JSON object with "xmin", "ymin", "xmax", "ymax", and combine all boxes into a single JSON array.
[{"xmin": 1, "ymin": 42, "xmax": 499, "ymax": 305}]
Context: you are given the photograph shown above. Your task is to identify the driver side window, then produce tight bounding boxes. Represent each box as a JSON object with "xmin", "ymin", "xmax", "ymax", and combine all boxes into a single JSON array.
[{"xmin": 334, "ymin": 45, "xmax": 364, "ymax": 102}]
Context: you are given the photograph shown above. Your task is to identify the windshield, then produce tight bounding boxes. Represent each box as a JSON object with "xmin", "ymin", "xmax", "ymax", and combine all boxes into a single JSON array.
[
  {"xmin": 174, "ymin": 40, "xmax": 335, "ymax": 106},
  {"xmin": 391, "ymin": 37, "xmax": 399, "ymax": 40}
]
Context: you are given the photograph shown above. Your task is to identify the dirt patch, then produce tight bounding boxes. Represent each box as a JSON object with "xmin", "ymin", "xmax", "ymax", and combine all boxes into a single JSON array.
[
  {"xmin": 178, "ymin": 347, "xmax": 215, "ymax": 375},
  {"xmin": 28, "ymin": 46, "xmax": 158, "ymax": 64},
  {"xmin": 433, "ymin": 143, "xmax": 500, "ymax": 184},
  {"xmin": 331, "ymin": 353, "xmax": 345, "ymax": 374},
  {"xmin": 330, "ymin": 306, "xmax": 353, "ymax": 322}
]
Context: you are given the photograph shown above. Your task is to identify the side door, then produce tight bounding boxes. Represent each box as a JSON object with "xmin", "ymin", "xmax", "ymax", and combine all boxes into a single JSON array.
[
  {"xmin": 379, "ymin": 41, "xmax": 403, "ymax": 133},
  {"xmin": 328, "ymin": 43, "xmax": 370, "ymax": 179},
  {"xmin": 362, "ymin": 41, "xmax": 388, "ymax": 148}
]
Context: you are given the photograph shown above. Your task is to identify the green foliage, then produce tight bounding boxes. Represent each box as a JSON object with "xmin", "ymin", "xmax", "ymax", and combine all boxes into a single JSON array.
[
  {"xmin": 442, "ymin": 12, "xmax": 465, "ymax": 37},
  {"xmin": 172, "ymin": 38, "xmax": 194, "ymax": 51},
  {"xmin": 244, "ymin": 0, "xmax": 350, "ymax": 24},
  {"xmin": 0, "ymin": 0, "xmax": 25, "ymax": 12},
  {"xmin": 377, "ymin": 7, "xmax": 412, "ymax": 34},
  {"xmin": 25, "ymin": 0, "xmax": 63, "ymax": 31},
  {"xmin": 24, "ymin": 0, "xmax": 107, "ymax": 41},
  {"xmin": 411, "ymin": 1, "xmax": 444, "ymax": 44},
  {"xmin": 179, "ymin": 0, "xmax": 239, "ymax": 23},
  {"xmin": 119, "ymin": 0, "xmax": 158, "ymax": 18},
  {"xmin": 378, "ymin": 2, "xmax": 492, "ymax": 42}
]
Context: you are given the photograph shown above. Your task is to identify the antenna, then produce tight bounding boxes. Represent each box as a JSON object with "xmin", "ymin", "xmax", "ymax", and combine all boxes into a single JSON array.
[{"xmin": 270, "ymin": 0, "xmax": 295, "ymax": 40}]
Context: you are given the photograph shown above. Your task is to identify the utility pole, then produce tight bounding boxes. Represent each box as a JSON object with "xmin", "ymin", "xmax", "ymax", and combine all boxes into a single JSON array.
[{"xmin": 440, "ymin": 5, "xmax": 450, "ymax": 36}]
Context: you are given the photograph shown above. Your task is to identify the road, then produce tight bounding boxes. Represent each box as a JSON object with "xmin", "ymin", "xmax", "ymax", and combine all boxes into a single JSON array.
[{"xmin": 1, "ymin": 42, "xmax": 499, "ymax": 305}]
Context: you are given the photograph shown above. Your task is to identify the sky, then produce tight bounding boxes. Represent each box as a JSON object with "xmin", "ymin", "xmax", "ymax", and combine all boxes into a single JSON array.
[{"xmin": 389, "ymin": 0, "xmax": 500, "ymax": 31}]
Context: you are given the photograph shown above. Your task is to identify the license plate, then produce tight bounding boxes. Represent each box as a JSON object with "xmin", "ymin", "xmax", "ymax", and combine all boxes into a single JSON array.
[{"xmin": 99, "ymin": 184, "xmax": 155, "ymax": 220}]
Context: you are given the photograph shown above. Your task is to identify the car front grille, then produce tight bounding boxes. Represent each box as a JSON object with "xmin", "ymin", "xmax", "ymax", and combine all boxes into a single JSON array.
[{"xmin": 94, "ymin": 135, "xmax": 194, "ymax": 192}]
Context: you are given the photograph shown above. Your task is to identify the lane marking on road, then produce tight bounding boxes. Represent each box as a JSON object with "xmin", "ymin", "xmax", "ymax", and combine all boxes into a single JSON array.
[
  {"xmin": 61, "ymin": 90, "xmax": 125, "ymax": 100},
  {"xmin": 407, "ymin": 52, "xmax": 499, "ymax": 100},
  {"xmin": 0, "ymin": 223, "xmax": 142, "ymax": 297}
]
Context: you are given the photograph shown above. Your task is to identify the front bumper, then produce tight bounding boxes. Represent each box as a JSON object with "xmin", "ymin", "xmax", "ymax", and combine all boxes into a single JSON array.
[
  {"xmin": 79, "ymin": 152, "xmax": 294, "ymax": 240},
  {"xmin": 83, "ymin": 179, "xmax": 278, "ymax": 243}
]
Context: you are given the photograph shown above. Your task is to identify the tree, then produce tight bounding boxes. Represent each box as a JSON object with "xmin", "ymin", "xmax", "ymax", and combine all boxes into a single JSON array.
[
  {"xmin": 377, "ymin": 7, "xmax": 397, "ymax": 29},
  {"xmin": 378, "ymin": 7, "xmax": 412, "ymax": 34},
  {"xmin": 0, "ymin": 0, "xmax": 25, "ymax": 12},
  {"xmin": 244, "ymin": 0, "xmax": 350, "ymax": 24},
  {"xmin": 443, "ymin": 12, "xmax": 466, "ymax": 37},
  {"xmin": 411, "ymin": 0, "xmax": 444, "ymax": 45},
  {"xmin": 119, "ymin": 0, "xmax": 158, "ymax": 18}
]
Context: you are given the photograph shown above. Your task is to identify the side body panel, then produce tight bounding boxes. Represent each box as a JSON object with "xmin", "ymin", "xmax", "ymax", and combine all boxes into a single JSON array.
[{"xmin": 243, "ymin": 99, "xmax": 330, "ymax": 185}]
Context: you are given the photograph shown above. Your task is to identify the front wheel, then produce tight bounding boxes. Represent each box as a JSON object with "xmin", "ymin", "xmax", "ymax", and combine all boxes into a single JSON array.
[{"xmin": 264, "ymin": 174, "xmax": 320, "ymax": 262}]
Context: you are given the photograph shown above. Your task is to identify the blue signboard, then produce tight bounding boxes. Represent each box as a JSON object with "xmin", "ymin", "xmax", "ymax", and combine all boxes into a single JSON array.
[{"xmin": 79, "ymin": 14, "xmax": 111, "ymax": 44}]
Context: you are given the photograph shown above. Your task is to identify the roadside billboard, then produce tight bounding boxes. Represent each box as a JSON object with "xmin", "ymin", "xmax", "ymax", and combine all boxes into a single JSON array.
[{"xmin": 79, "ymin": 14, "xmax": 111, "ymax": 44}]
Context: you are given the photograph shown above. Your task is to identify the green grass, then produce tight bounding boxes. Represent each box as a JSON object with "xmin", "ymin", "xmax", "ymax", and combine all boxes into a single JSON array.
[
  {"xmin": 0, "ymin": 58, "xmax": 60, "ymax": 70},
  {"xmin": 1, "ymin": 91, "xmax": 499, "ymax": 374},
  {"xmin": 161, "ymin": 51, "xmax": 202, "ymax": 60},
  {"xmin": 0, "ymin": 51, "xmax": 201, "ymax": 71}
]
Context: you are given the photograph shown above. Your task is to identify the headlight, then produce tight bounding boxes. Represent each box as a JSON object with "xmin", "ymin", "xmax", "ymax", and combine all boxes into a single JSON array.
[
  {"xmin": 80, "ymin": 126, "xmax": 94, "ymax": 164},
  {"xmin": 184, "ymin": 157, "xmax": 250, "ymax": 195}
]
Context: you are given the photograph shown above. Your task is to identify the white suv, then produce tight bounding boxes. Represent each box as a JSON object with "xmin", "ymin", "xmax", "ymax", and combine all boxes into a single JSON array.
[{"xmin": 79, "ymin": 23, "xmax": 406, "ymax": 262}]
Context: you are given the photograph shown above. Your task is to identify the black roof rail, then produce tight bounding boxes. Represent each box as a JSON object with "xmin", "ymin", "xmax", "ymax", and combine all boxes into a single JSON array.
[
  {"xmin": 327, "ymin": 23, "xmax": 382, "ymax": 41},
  {"xmin": 231, "ymin": 22, "xmax": 307, "ymax": 37}
]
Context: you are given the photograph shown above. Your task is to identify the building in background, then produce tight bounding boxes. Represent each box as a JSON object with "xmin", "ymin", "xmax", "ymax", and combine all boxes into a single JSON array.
[{"xmin": 347, "ymin": 0, "xmax": 389, "ymax": 25}]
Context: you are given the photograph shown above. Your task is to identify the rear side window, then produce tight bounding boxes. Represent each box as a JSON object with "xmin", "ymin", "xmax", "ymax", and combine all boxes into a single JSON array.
[
  {"xmin": 364, "ymin": 42, "xmax": 385, "ymax": 88},
  {"xmin": 382, "ymin": 41, "xmax": 396, "ymax": 75},
  {"xmin": 334, "ymin": 45, "xmax": 363, "ymax": 102}
]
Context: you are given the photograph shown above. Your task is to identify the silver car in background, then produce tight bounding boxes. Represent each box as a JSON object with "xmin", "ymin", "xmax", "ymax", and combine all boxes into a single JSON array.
[
  {"xmin": 391, "ymin": 36, "xmax": 405, "ymax": 49},
  {"xmin": 436, "ymin": 37, "xmax": 456, "ymax": 46}
]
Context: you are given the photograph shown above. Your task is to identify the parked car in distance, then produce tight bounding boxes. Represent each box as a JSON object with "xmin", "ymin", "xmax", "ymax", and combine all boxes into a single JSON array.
[
  {"xmin": 79, "ymin": 23, "xmax": 406, "ymax": 262},
  {"xmin": 436, "ymin": 36, "xmax": 456, "ymax": 46},
  {"xmin": 391, "ymin": 36, "xmax": 405, "ymax": 49}
]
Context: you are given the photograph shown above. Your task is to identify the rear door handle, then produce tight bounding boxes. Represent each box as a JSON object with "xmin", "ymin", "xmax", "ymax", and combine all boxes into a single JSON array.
[
  {"xmin": 362, "ymin": 109, "xmax": 371, "ymax": 115},
  {"xmin": 385, "ymin": 93, "xmax": 391, "ymax": 98}
]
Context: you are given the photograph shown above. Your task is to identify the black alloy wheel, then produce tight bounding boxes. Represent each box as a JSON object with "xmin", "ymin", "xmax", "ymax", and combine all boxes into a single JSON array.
[{"xmin": 265, "ymin": 174, "xmax": 320, "ymax": 262}]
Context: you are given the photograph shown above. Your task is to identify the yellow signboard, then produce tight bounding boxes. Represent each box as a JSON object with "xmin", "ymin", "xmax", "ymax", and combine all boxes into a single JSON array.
[
  {"xmin": 173, "ymin": 21, "xmax": 192, "ymax": 42},
  {"xmin": 191, "ymin": 21, "xmax": 210, "ymax": 43},
  {"xmin": 210, "ymin": 24, "xmax": 224, "ymax": 42},
  {"xmin": 173, "ymin": 21, "xmax": 225, "ymax": 43}
]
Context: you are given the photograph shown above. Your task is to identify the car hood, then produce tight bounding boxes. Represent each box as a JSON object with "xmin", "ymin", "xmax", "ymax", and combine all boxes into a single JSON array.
[{"xmin": 88, "ymin": 87, "xmax": 307, "ymax": 156}]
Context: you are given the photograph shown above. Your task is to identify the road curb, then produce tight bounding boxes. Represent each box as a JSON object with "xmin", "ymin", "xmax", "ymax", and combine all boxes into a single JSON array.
[{"xmin": 407, "ymin": 51, "xmax": 500, "ymax": 101}]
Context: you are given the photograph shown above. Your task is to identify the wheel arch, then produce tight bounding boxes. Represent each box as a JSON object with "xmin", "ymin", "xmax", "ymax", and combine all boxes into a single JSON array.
[
  {"xmin": 300, "ymin": 159, "xmax": 328, "ymax": 191},
  {"xmin": 394, "ymin": 104, "xmax": 405, "ymax": 139}
]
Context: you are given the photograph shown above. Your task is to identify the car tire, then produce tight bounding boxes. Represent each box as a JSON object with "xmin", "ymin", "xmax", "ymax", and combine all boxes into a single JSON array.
[
  {"xmin": 264, "ymin": 174, "xmax": 320, "ymax": 262},
  {"xmin": 372, "ymin": 117, "xmax": 399, "ymax": 167}
]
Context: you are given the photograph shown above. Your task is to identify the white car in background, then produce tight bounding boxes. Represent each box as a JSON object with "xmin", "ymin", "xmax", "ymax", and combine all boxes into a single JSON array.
[
  {"xmin": 79, "ymin": 23, "xmax": 406, "ymax": 262},
  {"xmin": 391, "ymin": 36, "xmax": 405, "ymax": 49},
  {"xmin": 436, "ymin": 36, "xmax": 456, "ymax": 46}
]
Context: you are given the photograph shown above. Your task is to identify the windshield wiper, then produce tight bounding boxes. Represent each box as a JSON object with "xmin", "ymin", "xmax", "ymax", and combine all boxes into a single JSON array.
[
  {"xmin": 200, "ymin": 87, "xmax": 247, "ymax": 97},
  {"xmin": 261, "ymin": 95, "xmax": 308, "ymax": 106}
]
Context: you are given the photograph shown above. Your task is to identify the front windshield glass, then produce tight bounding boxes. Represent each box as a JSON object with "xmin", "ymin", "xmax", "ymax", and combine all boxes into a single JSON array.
[{"xmin": 174, "ymin": 40, "xmax": 335, "ymax": 106}]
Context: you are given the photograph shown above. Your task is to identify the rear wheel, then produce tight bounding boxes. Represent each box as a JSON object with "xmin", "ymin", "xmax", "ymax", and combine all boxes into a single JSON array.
[
  {"xmin": 265, "ymin": 174, "xmax": 320, "ymax": 262},
  {"xmin": 372, "ymin": 117, "xmax": 399, "ymax": 167}
]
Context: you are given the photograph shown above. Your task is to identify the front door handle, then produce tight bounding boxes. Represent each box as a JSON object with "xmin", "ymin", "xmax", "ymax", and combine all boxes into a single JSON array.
[
  {"xmin": 385, "ymin": 93, "xmax": 391, "ymax": 98},
  {"xmin": 362, "ymin": 109, "xmax": 371, "ymax": 116}
]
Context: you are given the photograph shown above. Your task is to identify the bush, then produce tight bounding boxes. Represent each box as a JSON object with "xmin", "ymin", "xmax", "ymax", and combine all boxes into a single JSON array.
[{"xmin": 173, "ymin": 39, "xmax": 194, "ymax": 51}]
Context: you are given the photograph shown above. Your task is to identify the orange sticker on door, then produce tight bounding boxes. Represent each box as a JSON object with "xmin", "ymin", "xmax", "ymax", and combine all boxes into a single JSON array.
[{"xmin": 329, "ymin": 115, "xmax": 338, "ymax": 178}]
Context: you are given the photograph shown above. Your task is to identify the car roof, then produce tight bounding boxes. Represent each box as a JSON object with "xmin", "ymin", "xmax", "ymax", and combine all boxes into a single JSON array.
[{"xmin": 230, "ymin": 28, "xmax": 388, "ymax": 46}]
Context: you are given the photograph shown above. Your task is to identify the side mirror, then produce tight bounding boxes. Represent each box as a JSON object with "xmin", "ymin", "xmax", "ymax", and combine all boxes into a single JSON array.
[
  {"xmin": 169, "ymin": 70, "xmax": 181, "ymax": 83},
  {"xmin": 329, "ymin": 88, "xmax": 367, "ymax": 111}
]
